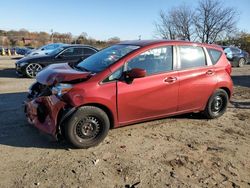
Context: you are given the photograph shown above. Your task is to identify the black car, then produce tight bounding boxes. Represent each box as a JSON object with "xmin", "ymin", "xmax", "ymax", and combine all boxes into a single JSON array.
[
  {"xmin": 15, "ymin": 44, "xmax": 98, "ymax": 78},
  {"xmin": 15, "ymin": 47, "xmax": 31, "ymax": 55},
  {"xmin": 222, "ymin": 46, "xmax": 249, "ymax": 67}
]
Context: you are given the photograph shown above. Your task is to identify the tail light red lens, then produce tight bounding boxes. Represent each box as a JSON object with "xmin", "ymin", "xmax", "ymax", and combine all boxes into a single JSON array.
[{"xmin": 225, "ymin": 61, "xmax": 232, "ymax": 75}]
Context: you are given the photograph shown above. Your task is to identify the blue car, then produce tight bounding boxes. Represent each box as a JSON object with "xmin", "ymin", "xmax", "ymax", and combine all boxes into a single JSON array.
[{"xmin": 222, "ymin": 46, "xmax": 249, "ymax": 67}]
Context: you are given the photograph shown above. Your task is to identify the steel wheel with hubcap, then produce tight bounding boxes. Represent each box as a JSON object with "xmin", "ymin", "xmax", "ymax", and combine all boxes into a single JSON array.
[
  {"xmin": 204, "ymin": 89, "xmax": 229, "ymax": 119},
  {"xmin": 211, "ymin": 96, "xmax": 224, "ymax": 116},
  {"xmin": 25, "ymin": 63, "xmax": 43, "ymax": 78},
  {"xmin": 75, "ymin": 116, "xmax": 101, "ymax": 141},
  {"xmin": 64, "ymin": 106, "xmax": 110, "ymax": 149}
]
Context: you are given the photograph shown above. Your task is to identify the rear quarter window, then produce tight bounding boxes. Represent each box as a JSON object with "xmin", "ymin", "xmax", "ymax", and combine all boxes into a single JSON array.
[{"xmin": 207, "ymin": 48, "xmax": 222, "ymax": 65}]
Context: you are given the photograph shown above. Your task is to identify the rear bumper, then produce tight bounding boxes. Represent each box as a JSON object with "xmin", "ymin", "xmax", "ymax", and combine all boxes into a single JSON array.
[{"xmin": 24, "ymin": 95, "xmax": 66, "ymax": 137}]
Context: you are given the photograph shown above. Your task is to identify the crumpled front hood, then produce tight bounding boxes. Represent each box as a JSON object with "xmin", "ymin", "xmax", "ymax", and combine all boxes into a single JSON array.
[{"xmin": 36, "ymin": 63, "xmax": 91, "ymax": 85}]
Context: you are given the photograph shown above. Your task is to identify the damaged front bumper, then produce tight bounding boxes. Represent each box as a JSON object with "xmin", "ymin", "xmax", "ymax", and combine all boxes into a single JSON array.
[{"xmin": 24, "ymin": 95, "xmax": 66, "ymax": 138}]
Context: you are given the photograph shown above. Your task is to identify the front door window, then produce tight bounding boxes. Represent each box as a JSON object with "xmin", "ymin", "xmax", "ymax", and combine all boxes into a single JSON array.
[{"xmin": 126, "ymin": 46, "xmax": 173, "ymax": 75}]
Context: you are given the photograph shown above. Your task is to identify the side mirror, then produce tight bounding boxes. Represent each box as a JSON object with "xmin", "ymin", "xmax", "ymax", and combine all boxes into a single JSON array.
[{"xmin": 125, "ymin": 68, "xmax": 146, "ymax": 79}]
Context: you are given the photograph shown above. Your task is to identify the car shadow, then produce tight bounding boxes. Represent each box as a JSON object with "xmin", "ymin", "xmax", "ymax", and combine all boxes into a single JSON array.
[
  {"xmin": 0, "ymin": 92, "xmax": 70, "ymax": 149},
  {"xmin": 11, "ymin": 57, "xmax": 23, "ymax": 60},
  {"xmin": 230, "ymin": 101, "xmax": 250, "ymax": 109},
  {"xmin": 0, "ymin": 68, "xmax": 19, "ymax": 78},
  {"xmin": 231, "ymin": 75, "xmax": 250, "ymax": 88},
  {"xmin": 172, "ymin": 113, "xmax": 207, "ymax": 119}
]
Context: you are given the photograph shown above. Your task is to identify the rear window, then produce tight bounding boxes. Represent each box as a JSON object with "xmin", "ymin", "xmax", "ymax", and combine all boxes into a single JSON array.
[
  {"xmin": 207, "ymin": 48, "xmax": 222, "ymax": 65},
  {"xmin": 179, "ymin": 46, "xmax": 206, "ymax": 69},
  {"xmin": 231, "ymin": 47, "xmax": 240, "ymax": 53}
]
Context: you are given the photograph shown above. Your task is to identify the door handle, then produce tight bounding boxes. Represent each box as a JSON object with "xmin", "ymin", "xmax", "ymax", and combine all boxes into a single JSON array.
[
  {"xmin": 206, "ymin": 70, "xmax": 214, "ymax": 75},
  {"xmin": 164, "ymin": 77, "xmax": 177, "ymax": 83}
]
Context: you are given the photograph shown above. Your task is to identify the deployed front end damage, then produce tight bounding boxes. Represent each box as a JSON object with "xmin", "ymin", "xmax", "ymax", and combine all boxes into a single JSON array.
[
  {"xmin": 24, "ymin": 80, "xmax": 72, "ymax": 139},
  {"xmin": 25, "ymin": 95, "xmax": 66, "ymax": 137},
  {"xmin": 24, "ymin": 63, "xmax": 92, "ymax": 139}
]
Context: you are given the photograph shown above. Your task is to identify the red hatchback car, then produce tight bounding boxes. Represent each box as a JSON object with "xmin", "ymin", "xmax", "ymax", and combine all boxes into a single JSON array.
[{"xmin": 25, "ymin": 40, "xmax": 233, "ymax": 148}]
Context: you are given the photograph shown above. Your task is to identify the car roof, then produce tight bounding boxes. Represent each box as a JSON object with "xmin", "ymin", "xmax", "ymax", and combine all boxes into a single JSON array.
[
  {"xmin": 118, "ymin": 40, "xmax": 222, "ymax": 49},
  {"xmin": 222, "ymin": 46, "xmax": 240, "ymax": 50},
  {"xmin": 61, "ymin": 44, "xmax": 98, "ymax": 50}
]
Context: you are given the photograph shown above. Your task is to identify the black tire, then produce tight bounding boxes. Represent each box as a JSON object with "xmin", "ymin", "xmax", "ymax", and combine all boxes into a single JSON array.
[
  {"xmin": 203, "ymin": 89, "xmax": 229, "ymax": 119},
  {"xmin": 25, "ymin": 63, "xmax": 43, "ymax": 78},
  {"xmin": 238, "ymin": 58, "xmax": 245, "ymax": 67},
  {"xmin": 64, "ymin": 106, "xmax": 110, "ymax": 149}
]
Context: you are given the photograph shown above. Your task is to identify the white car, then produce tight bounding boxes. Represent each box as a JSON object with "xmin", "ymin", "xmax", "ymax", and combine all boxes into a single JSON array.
[{"xmin": 25, "ymin": 43, "xmax": 64, "ymax": 57}]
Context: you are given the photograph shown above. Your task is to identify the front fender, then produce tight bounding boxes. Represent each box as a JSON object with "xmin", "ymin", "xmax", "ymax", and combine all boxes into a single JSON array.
[{"xmin": 25, "ymin": 95, "xmax": 66, "ymax": 137}]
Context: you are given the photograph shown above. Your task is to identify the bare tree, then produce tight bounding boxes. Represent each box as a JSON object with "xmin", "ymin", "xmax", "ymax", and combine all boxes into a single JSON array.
[
  {"xmin": 155, "ymin": 0, "xmax": 238, "ymax": 43},
  {"xmin": 194, "ymin": 0, "xmax": 238, "ymax": 43},
  {"xmin": 154, "ymin": 10, "xmax": 177, "ymax": 40},
  {"xmin": 107, "ymin": 37, "xmax": 120, "ymax": 44},
  {"xmin": 155, "ymin": 5, "xmax": 194, "ymax": 41},
  {"xmin": 169, "ymin": 5, "xmax": 195, "ymax": 41}
]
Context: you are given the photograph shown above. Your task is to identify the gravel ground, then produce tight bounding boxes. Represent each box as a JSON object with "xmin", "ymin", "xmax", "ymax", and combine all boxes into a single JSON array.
[{"xmin": 0, "ymin": 56, "xmax": 250, "ymax": 188}]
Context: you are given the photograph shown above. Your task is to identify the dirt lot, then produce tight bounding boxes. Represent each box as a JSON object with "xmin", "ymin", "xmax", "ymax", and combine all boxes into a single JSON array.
[{"xmin": 0, "ymin": 56, "xmax": 250, "ymax": 188}]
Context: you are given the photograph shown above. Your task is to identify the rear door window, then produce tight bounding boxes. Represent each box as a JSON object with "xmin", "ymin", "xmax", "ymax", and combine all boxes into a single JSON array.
[
  {"xmin": 74, "ymin": 48, "xmax": 84, "ymax": 56},
  {"xmin": 231, "ymin": 47, "xmax": 240, "ymax": 54},
  {"xmin": 207, "ymin": 48, "xmax": 222, "ymax": 65},
  {"xmin": 62, "ymin": 47, "xmax": 82, "ymax": 56},
  {"xmin": 179, "ymin": 46, "xmax": 206, "ymax": 69}
]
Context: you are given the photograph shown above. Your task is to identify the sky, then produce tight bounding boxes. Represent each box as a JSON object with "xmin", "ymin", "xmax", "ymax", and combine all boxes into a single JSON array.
[{"xmin": 0, "ymin": 0, "xmax": 249, "ymax": 40}]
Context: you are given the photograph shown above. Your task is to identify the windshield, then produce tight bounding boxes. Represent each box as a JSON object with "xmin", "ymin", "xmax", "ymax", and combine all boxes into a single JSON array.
[
  {"xmin": 77, "ymin": 44, "xmax": 140, "ymax": 72},
  {"xmin": 47, "ymin": 47, "xmax": 65, "ymax": 55},
  {"xmin": 223, "ymin": 48, "xmax": 231, "ymax": 54},
  {"xmin": 38, "ymin": 43, "xmax": 62, "ymax": 51}
]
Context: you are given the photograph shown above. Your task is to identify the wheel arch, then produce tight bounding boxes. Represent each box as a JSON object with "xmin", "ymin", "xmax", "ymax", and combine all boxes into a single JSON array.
[
  {"xmin": 219, "ymin": 87, "xmax": 231, "ymax": 98},
  {"xmin": 83, "ymin": 103, "xmax": 115, "ymax": 129},
  {"xmin": 58, "ymin": 103, "xmax": 115, "ymax": 129}
]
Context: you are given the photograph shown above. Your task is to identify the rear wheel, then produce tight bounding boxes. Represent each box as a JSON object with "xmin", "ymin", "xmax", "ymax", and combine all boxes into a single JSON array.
[
  {"xmin": 25, "ymin": 63, "xmax": 43, "ymax": 78},
  {"xmin": 64, "ymin": 106, "xmax": 110, "ymax": 149},
  {"xmin": 238, "ymin": 58, "xmax": 245, "ymax": 67},
  {"xmin": 203, "ymin": 89, "xmax": 229, "ymax": 119}
]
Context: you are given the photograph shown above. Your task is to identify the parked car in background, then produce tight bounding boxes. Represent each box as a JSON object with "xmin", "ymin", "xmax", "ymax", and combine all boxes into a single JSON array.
[
  {"xmin": 0, "ymin": 46, "xmax": 4, "ymax": 55},
  {"xmin": 25, "ymin": 40, "xmax": 233, "ymax": 148},
  {"xmin": 16, "ymin": 44, "xmax": 98, "ymax": 78},
  {"xmin": 222, "ymin": 46, "xmax": 249, "ymax": 67},
  {"xmin": 2, "ymin": 47, "xmax": 15, "ymax": 55},
  {"xmin": 15, "ymin": 47, "xmax": 33, "ymax": 55},
  {"xmin": 25, "ymin": 43, "xmax": 64, "ymax": 57}
]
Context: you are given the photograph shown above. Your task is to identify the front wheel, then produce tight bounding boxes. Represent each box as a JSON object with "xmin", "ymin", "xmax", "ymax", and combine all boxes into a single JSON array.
[
  {"xmin": 203, "ymin": 89, "xmax": 229, "ymax": 119},
  {"xmin": 64, "ymin": 106, "xmax": 110, "ymax": 149},
  {"xmin": 25, "ymin": 63, "xmax": 43, "ymax": 78}
]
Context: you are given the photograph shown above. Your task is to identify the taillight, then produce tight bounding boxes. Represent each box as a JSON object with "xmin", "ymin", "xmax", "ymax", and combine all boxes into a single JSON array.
[{"xmin": 225, "ymin": 61, "xmax": 232, "ymax": 75}]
